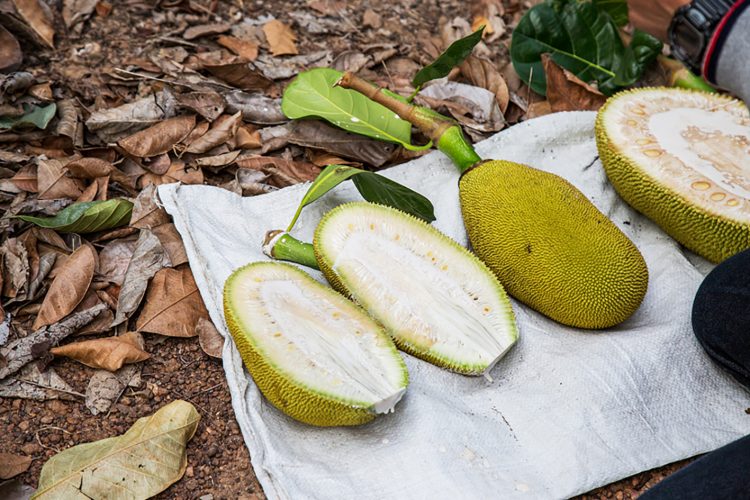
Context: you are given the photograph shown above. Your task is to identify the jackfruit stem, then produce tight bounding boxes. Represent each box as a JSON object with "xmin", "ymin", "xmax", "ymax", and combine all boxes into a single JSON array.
[
  {"xmin": 658, "ymin": 56, "xmax": 716, "ymax": 93},
  {"xmin": 336, "ymin": 72, "xmax": 482, "ymax": 173},
  {"xmin": 262, "ymin": 230, "xmax": 320, "ymax": 270}
]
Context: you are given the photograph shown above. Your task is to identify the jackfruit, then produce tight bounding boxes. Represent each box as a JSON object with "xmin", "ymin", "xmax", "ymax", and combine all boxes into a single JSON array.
[
  {"xmin": 223, "ymin": 261, "xmax": 408, "ymax": 426},
  {"xmin": 313, "ymin": 202, "xmax": 518, "ymax": 376},
  {"xmin": 460, "ymin": 160, "xmax": 649, "ymax": 329},
  {"xmin": 596, "ymin": 88, "xmax": 750, "ymax": 263}
]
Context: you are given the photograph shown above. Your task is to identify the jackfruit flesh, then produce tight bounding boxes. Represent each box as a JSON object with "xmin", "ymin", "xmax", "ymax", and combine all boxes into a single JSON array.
[
  {"xmin": 596, "ymin": 88, "xmax": 750, "ymax": 263},
  {"xmin": 460, "ymin": 160, "xmax": 648, "ymax": 329},
  {"xmin": 314, "ymin": 202, "xmax": 518, "ymax": 376},
  {"xmin": 223, "ymin": 262, "xmax": 408, "ymax": 426}
]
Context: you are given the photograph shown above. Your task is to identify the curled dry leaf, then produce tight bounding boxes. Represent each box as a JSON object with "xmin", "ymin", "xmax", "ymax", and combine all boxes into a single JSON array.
[
  {"xmin": 117, "ymin": 115, "xmax": 196, "ymax": 158},
  {"xmin": 196, "ymin": 317, "xmax": 223, "ymax": 358},
  {"xmin": 204, "ymin": 62, "xmax": 272, "ymax": 92},
  {"xmin": 193, "ymin": 150, "xmax": 241, "ymax": 168},
  {"xmin": 184, "ymin": 111, "xmax": 242, "ymax": 154},
  {"xmin": 236, "ymin": 156, "xmax": 320, "ymax": 185},
  {"xmin": 224, "ymin": 91, "xmax": 286, "ymax": 125},
  {"xmin": 152, "ymin": 223, "xmax": 188, "ymax": 267},
  {"xmin": 417, "ymin": 81, "xmax": 505, "ymax": 133},
  {"xmin": 0, "ymin": 453, "xmax": 32, "ymax": 480},
  {"xmin": 36, "ymin": 158, "xmax": 85, "ymax": 200},
  {"xmin": 12, "ymin": 0, "xmax": 55, "ymax": 48},
  {"xmin": 263, "ymin": 19, "xmax": 298, "ymax": 56},
  {"xmin": 183, "ymin": 22, "xmax": 230, "ymax": 40},
  {"xmin": 72, "ymin": 289, "xmax": 114, "ymax": 335},
  {"xmin": 84, "ymin": 364, "xmax": 139, "ymax": 415},
  {"xmin": 62, "ymin": 0, "xmax": 98, "ymax": 29},
  {"xmin": 85, "ymin": 90, "xmax": 177, "ymax": 143},
  {"xmin": 0, "ymin": 364, "xmax": 79, "ymax": 401},
  {"xmin": 130, "ymin": 184, "xmax": 170, "ymax": 229},
  {"xmin": 138, "ymin": 159, "xmax": 203, "ymax": 188},
  {"xmin": 136, "ymin": 266, "xmax": 209, "ymax": 338},
  {"xmin": 66, "ymin": 157, "xmax": 135, "ymax": 192},
  {"xmin": 542, "ymin": 54, "xmax": 607, "ymax": 112},
  {"xmin": 176, "ymin": 91, "xmax": 226, "ymax": 122},
  {"xmin": 55, "ymin": 99, "xmax": 83, "ymax": 148},
  {"xmin": 33, "ymin": 244, "xmax": 96, "ymax": 330},
  {"xmin": 460, "ymin": 55, "xmax": 510, "ymax": 113},
  {"xmin": 217, "ymin": 35, "xmax": 259, "ymax": 61},
  {"xmin": 51, "ymin": 331, "xmax": 149, "ymax": 371},
  {"xmin": 10, "ymin": 164, "xmax": 37, "ymax": 192},
  {"xmin": 98, "ymin": 236, "xmax": 138, "ymax": 285},
  {"xmin": 254, "ymin": 51, "xmax": 332, "ymax": 80},
  {"xmin": 0, "ymin": 25, "xmax": 22, "ymax": 72},
  {"xmin": 289, "ymin": 120, "xmax": 398, "ymax": 167},
  {"xmin": 34, "ymin": 400, "xmax": 199, "ymax": 498}
]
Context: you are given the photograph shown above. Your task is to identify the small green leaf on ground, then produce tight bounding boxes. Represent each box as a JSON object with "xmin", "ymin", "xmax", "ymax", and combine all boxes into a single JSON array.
[
  {"xmin": 31, "ymin": 400, "xmax": 199, "ymax": 500},
  {"xmin": 281, "ymin": 68, "xmax": 415, "ymax": 148},
  {"xmin": 0, "ymin": 103, "xmax": 57, "ymax": 130},
  {"xmin": 17, "ymin": 199, "xmax": 133, "ymax": 233},
  {"xmin": 286, "ymin": 164, "xmax": 435, "ymax": 232},
  {"xmin": 413, "ymin": 26, "xmax": 485, "ymax": 88}
]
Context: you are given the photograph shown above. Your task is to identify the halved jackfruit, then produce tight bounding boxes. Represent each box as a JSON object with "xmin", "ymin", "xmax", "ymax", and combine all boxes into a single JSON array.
[
  {"xmin": 223, "ymin": 262, "xmax": 408, "ymax": 426},
  {"xmin": 313, "ymin": 202, "xmax": 518, "ymax": 376},
  {"xmin": 596, "ymin": 88, "xmax": 750, "ymax": 263}
]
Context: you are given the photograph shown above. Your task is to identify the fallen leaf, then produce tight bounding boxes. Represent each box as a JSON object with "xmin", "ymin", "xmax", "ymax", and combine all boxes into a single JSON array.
[
  {"xmin": 236, "ymin": 156, "xmax": 320, "ymax": 185},
  {"xmin": 196, "ymin": 317, "xmax": 222, "ymax": 359},
  {"xmin": 10, "ymin": 164, "xmax": 37, "ymax": 192},
  {"xmin": 136, "ymin": 266, "xmax": 209, "ymax": 337},
  {"xmin": 332, "ymin": 51, "xmax": 371, "ymax": 73},
  {"xmin": 253, "ymin": 51, "xmax": 332, "ymax": 80},
  {"xmin": 34, "ymin": 399, "xmax": 199, "ymax": 498},
  {"xmin": 0, "ymin": 304, "xmax": 106, "ymax": 380},
  {"xmin": 152, "ymin": 223, "xmax": 188, "ymax": 267},
  {"xmin": 138, "ymin": 159, "xmax": 203, "ymax": 187},
  {"xmin": 111, "ymin": 229, "xmax": 168, "ymax": 327},
  {"xmin": 263, "ymin": 19, "xmax": 298, "ymax": 56},
  {"xmin": 12, "ymin": 0, "xmax": 55, "ymax": 48},
  {"xmin": 51, "ymin": 331, "xmax": 149, "ymax": 371},
  {"xmin": 33, "ymin": 244, "xmax": 96, "ymax": 330},
  {"xmin": 289, "ymin": 120, "xmax": 397, "ymax": 167},
  {"xmin": 0, "ymin": 25, "xmax": 22, "ymax": 72},
  {"xmin": 117, "ymin": 115, "xmax": 196, "ymax": 158},
  {"xmin": 130, "ymin": 184, "xmax": 170, "ymax": 229},
  {"xmin": 184, "ymin": 112, "xmax": 242, "ymax": 154},
  {"xmin": 66, "ymin": 157, "xmax": 135, "ymax": 191},
  {"xmin": 542, "ymin": 54, "xmax": 607, "ymax": 112},
  {"xmin": 460, "ymin": 55, "xmax": 510, "ymax": 113},
  {"xmin": 85, "ymin": 90, "xmax": 177, "ymax": 143},
  {"xmin": 217, "ymin": 35, "xmax": 259, "ymax": 61},
  {"xmin": 0, "ymin": 479, "xmax": 35, "ymax": 500},
  {"xmin": 18, "ymin": 199, "xmax": 133, "ymax": 234},
  {"xmin": 0, "ymin": 453, "xmax": 32, "ymax": 479},
  {"xmin": 176, "ymin": 91, "xmax": 226, "ymax": 122},
  {"xmin": 362, "ymin": 9, "xmax": 382, "ymax": 29},
  {"xmin": 0, "ymin": 103, "xmax": 57, "ymax": 130},
  {"xmin": 183, "ymin": 22, "xmax": 230, "ymax": 40},
  {"xmin": 72, "ymin": 289, "xmax": 113, "ymax": 335},
  {"xmin": 193, "ymin": 150, "xmax": 242, "ymax": 167},
  {"xmin": 204, "ymin": 62, "xmax": 272, "ymax": 92},
  {"xmin": 224, "ymin": 91, "xmax": 286, "ymax": 124},
  {"xmin": 62, "ymin": 0, "xmax": 97, "ymax": 28},
  {"xmin": 1, "ymin": 237, "xmax": 29, "ymax": 299},
  {"xmin": 526, "ymin": 100, "xmax": 553, "ymax": 119},
  {"xmin": 417, "ymin": 81, "xmax": 505, "ymax": 133},
  {"xmin": 84, "ymin": 364, "xmax": 139, "ymax": 415},
  {"xmin": 235, "ymin": 168, "xmax": 275, "ymax": 196},
  {"xmin": 55, "ymin": 99, "xmax": 83, "ymax": 148},
  {"xmin": 98, "ymin": 237, "xmax": 138, "ymax": 285},
  {"xmin": 36, "ymin": 158, "xmax": 85, "ymax": 200},
  {"xmin": 0, "ymin": 364, "xmax": 79, "ymax": 401}
]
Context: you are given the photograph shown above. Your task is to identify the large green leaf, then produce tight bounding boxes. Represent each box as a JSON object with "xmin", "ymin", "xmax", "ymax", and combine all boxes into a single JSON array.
[
  {"xmin": 17, "ymin": 199, "xmax": 133, "ymax": 233},
  {"xmin": 592, "ymin": 0, "xmax": 628, "ymax": 27},
  {"xmin": 0, "ymin": 103, "xmax": 57, "ymax": 130},
  {"xmin": 510, "ymin": 1, "xmax": 661, "ymax": 96},
  {"xmin": 412, "ymin": 27, "xmax": 485, "ymax": 88},
  {"xmin": 282, "ymin": 68, "xmax": 427, "ymax": 150},
  {"xmin": 286, "ymin": 164, "xmax": 435, "ymax": 231}
]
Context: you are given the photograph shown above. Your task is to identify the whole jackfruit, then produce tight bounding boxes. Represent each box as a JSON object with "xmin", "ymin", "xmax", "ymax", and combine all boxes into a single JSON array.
[
  {"xmin": 223, "ymin": 261, "xmax": 408, "ymax": 426},
  {"xmin": 313, "ymin": 202, "xmax": 518, "ymax": 376},
  {"xmin": 596, "ymin": 88, "xmax": 750, "ymax": 263},
  {"xmin": 460, "ymin": 160, "xmax": 649, "ymax": 329}
]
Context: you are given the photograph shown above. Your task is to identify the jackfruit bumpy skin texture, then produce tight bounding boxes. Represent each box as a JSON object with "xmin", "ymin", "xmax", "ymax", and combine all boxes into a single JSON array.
[
  {"xmin": 459, "ymin": 160, "xmax": 649, "ymax": 329},
  {"xmin": 595, "ymin": 88, "xmax": 750, "ymax": 263},
  {"xmin": 223, "ymin": 262, "xmax": 407, "ymax": 426}
]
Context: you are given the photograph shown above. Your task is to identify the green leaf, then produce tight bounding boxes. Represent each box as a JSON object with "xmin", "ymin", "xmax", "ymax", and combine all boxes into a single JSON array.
[
  {"xmin": 286, "ymin": 164, "xmax": 435, "ymax": 231},
  {"xmin": 510, "ymin": 1, "xmax": 662, "ymax": 96},
  {"xmin": 592, "ymin": 0, "xmax": 628, "ymax": 27},
  {"xmin": 17, "ymin": 199, "xmax": 133, "ymax": 233},
  {"xmin": 412, "ymin": 27, "xmax": 485, "ymax": 88},
  {"xmin": 0, "ymin": 103, "xmax": 57, "ymax": 131},
  {"xmin": 282, "ymin": 68, "xmax": 426, "ymax": 150}
]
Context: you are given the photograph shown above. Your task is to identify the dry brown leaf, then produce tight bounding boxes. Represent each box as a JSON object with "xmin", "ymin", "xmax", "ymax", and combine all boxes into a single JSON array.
[
  {"xmin": 136, "ymin": 266, "xmax": 209, "ymax": 337},
  {"xmin": 184, "ymin": 112, "xmax": 242, "ymax": 154},
  {"xmin": 118, "ymin": 115, "xmax": 196, "ymax": 158},
  {"xmin": 138, "ymin": 159, "xmax": 203, "ymax": 187},
  {"xmin": 460, "ymin": 55, "xmax": 510, "ymax": 113},
  {"xmin": 205, "ymin": 62, "xmax": 272, "ymax": 92},
  {"xmin": 130, "ymin": 184, "xmax": 170, "ymax": 229},
  {"xmin": 98, "ymin": 237, "xmax": 138, "ymax": 285},
  {"xmin": 13, "ymin": 0, "xmax": 55, "ymax": 48},
  {"xmin": 0, "ymin": 364, "xmax": 78, "ymax": 401},
  {"xmin": 84, "ymin": 364, "xmax": 140, "ymax": 415},
  {"xmin": 289, "ymin": 120, "xmax": 397, "ymax": 167},
  {"xmin": 183, "ymin": 23, "xmax": 230, "ymax": 40},
  {"xmin": 0, "ymin": 25, "xmax": 22, "ymax": 72},
  {"xmin": 542, "ymin": 54, "xmax": 607, "ymax": 112},
  {"xmin": 193, "ymin": 150, "xmax": 241, "ymax": 168},
  {"xmin": 76, "ymin": 180, "xmax": 99, "ymax": 202},
  {"xmin": 196, "ymin": 317, "xmax": 222, "ymax": 359},
  {"xmin": 73, "ymin": 288, "xmax": 114, "ymax": 335},
  {"xmin": 526, "ymin": 100, "xmax": 553, "ymax": 119},
  {"xmin": 0, "ymin": 453, "xmax": 32, "ymax": 480},
  {"xmin": 66, "ymin": 157, "xmax": 135, "ymax": 192},
  {"xmin": 362, "ymin": 9, "xmax": 382, "ymax": 29},
  {"xmin": 152, "ymin": 223, "xmax": 188, "ymax": 267},
  {"xmin": 236, "ymin": 156, "xmax": 320, "ymax": 185},
  {"xmin": 10, "ymin": 164, "xmax": 37, "ymax": 192},
  {"xmin": 233, "ymin": 126, "xmax": 262, "ymax": 149},
  {"xmin": 263, "ymin": 20, "xmax": 298, "ymax": 56},
  {"xmin": 1, "ymin": 238, "xmax": 29, "ymax": 299},
  {"xmin": 37, "ymin": 158, "xmax": 85, "ymax": 200},
  {"xmin": 217, "ymin": 35, "xmax": 259, "ymax": 61},
  {"xmin": 51, "ymin": 331, "xmax": 149, "ymax": 371},
  {"xmin": 33, "ymin": 244, "xmax": 97, "ymax": 330},
  {"xmin": 224, "ymin": 91, "xmax": 286, "ymax": 125},
  {"xmin": 175, "ymin": 92, "xmax": 226, "ymax": 122}
]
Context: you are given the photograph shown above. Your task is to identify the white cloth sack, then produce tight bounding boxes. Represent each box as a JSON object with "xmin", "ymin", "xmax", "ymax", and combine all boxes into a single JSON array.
[{"xmin": 158, "ymin": 111, "xmax": 750, "ymax": 499}]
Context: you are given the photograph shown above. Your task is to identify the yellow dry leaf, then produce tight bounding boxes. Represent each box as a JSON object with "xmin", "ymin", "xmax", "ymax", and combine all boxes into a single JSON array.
[
  {"xmin": 50, "ymin": 331, "xmax": 150, "ymax": 371},
  {"xmin": 263, "ymin": 19, "xmax": 298, "ymax": 56}
]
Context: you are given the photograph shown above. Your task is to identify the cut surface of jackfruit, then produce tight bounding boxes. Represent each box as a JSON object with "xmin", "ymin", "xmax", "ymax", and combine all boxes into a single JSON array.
[
  {"xmin": 314, "ymin": 202, "xmax": 518, "ymax": 376},
  {"xmin": 596, "ymin": 88, "xmax": 750, "ymax": 262},
  {"xmin": 223, "ymin": 261, "xmax": 408, "ymax": 426}
]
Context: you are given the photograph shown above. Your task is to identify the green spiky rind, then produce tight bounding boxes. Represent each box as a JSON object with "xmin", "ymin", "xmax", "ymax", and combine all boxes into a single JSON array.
[
  {"xmin": 595, "ymin": 87, "xmax": 750, "ymax": 263},
  {"xmin": 460, "ymin": 160, "xmax": 649, "ymax": 329},
  {"xmin": 223, "ymin": 261, "xmax": 408, "ymax": 427},
  {"xmin": 314, "ymin": 202, "xmax": 518, "ymax": 376}
]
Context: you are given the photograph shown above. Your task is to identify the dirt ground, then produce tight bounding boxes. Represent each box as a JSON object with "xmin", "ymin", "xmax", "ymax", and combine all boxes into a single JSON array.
[{"xmin": 0, "ymin": 0, "xmax": 696, "ymax": 497}]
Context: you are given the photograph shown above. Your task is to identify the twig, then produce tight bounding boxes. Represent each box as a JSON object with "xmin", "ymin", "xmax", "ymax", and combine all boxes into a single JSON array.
[{"xmin": 11, "ymin": 378, "xmax": 85, "ymax": 399}]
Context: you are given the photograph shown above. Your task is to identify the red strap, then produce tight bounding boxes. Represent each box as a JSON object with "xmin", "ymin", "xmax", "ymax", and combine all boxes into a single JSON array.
[{"xmin": 703, "ymin": 0, "xmax": 749, "ymax": 81}]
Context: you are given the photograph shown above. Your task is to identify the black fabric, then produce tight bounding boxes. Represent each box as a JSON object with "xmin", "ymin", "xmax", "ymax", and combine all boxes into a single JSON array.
[
  {"xmin": 691, "ymin": 248, "xmax": 750, "ymax": 389},
  {"xmin": 639, "ymin": 434, "xmax": 750, "ymax": 499}
]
